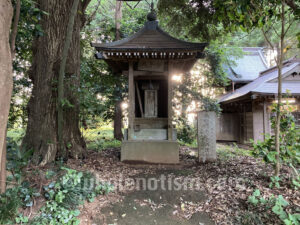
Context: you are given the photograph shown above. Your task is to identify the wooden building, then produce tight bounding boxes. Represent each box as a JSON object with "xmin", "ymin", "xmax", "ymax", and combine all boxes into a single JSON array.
[
  {"xmin": 92, "ymin": 11, "xmax": 207, "ymax": 163},
  {"xmin": 217, "ymin": 59, "xmax": 300, "ymax": 144}
]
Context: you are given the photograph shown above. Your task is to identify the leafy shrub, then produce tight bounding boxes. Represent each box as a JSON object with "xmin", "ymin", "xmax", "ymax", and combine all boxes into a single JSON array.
[
  {"xmin": 0, "ymin": 188, "xmax": 22, "ymax": 224},
  {"xmin": 32, "ymin": 167, "xmax": 113, "ymax": 224},
  {"xmin": 6, "ymin": 137, "xmax": 33, "ymax": 184},
  {"xmin": 201, "ymin": 97, "xmax": 222, "ymax": 114},
  {"xmin": 252, "ymin": 104, "xmax": 300, "ymax": 175},
  {"xmin": 248, "ymin": 189, "xmax": 300, "ymax": 225},
  {"xmin": 94, "ymin": 138, "xmax": 121, "ymax": 151},
  {"xmin": 177, "ymin": 118, "xmax": 196, "ymax": 145},
  {"xmin": 0, "ymin": 182, "xmax": 39, "ymax": 224}
]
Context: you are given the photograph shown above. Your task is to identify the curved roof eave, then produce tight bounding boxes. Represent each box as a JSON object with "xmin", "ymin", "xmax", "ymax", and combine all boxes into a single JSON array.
[{"xmin": 91, "ymin": 21, "xmax": 208, "ymax": 51}]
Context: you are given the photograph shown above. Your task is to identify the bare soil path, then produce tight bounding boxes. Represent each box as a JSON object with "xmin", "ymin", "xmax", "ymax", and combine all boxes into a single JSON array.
[{"xmin": 97, "ymin": 170, "xmax": 214, "ymax": 225}]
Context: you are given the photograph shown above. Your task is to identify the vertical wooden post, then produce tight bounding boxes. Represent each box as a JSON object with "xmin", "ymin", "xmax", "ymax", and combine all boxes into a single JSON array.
[
  {"xmin": 168, "ymin": 61, "xmax": 173, "ymax": 140},
  {"xmin": 128, "ymin": 61, "xmax": 135, "ymax": 140}
]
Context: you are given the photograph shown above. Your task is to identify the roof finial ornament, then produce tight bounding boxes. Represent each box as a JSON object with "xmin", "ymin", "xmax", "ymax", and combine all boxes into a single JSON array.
[{"xmin": 147, "ymin": 1, "xmax": 157, "ymax": 21}]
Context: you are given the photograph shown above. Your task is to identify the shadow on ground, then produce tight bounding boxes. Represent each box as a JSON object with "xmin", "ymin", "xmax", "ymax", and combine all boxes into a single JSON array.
[{"xmin": 94, "ymin": 170, "xmax": 215, "ymax": 225}]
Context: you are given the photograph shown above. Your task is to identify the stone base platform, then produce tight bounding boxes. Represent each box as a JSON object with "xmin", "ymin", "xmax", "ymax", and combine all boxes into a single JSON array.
[{"xmin": 121, "ymin": 140, "xmax": 179, "ymax": 164}]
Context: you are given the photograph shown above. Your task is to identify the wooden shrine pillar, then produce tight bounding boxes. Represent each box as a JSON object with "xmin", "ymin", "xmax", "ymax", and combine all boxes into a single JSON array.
[
  {"xmin": 128, "ymin": 61, "xmax": 135, "ymax": 140},
  {"xmin": 168, "ymin": 61, "xmax": 173, "ymax": 140}
]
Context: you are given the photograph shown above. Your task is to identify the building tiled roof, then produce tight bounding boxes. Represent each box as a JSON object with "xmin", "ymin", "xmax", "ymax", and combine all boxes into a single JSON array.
[
  {"xmin": 91, "ymin": 20, "xmax": 207, "ymax": 53},
  {"xmin": 219, "ymin": 59, "xmax": 300, "ymax": 103},
  {"xmin": 225, "ymin": 47, "xmax": 268, "ymax": 83}
]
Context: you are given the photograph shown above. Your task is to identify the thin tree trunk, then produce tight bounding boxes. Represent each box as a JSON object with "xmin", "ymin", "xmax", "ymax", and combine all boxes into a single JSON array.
[
  {"xmin": 58, "ymin": 0, "xmax": 81, "ymax": 159},
  {"xmin": 115, "ymin": 1, "xmax": 122, "ymax": 40},
  {"xmin": 274, "ymin": 0, "xmax": 285, "ymax": 177},
  {"xmin": 0, "ymin": 133, "xmax": 7, "ymax": 193},
  {"xmin": 22, "ymin": 0, "xmax": 90, "ymax": 165},
  {"xmin": 113, "ymin": 1, "xmax": 123, "ymax": 141},
  {"xmin": 10, "ymin": 0, "xmax": 21, "ymax": 58},
  {"xmin": 0, "ymin": 0, "xmax": 13, "ymax": 193}
]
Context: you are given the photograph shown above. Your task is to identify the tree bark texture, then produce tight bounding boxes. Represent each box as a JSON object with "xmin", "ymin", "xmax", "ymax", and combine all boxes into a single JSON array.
[
  {"xmin": 10, "ymin": 0, "xmax": 21, "ymax": 58},
  {"xmin": 113, "ymin": 101, "xmax": 123, "ymax": 140},
  {"xmin": 23, "ymin": 0, "xmax": 90, "ymax": 165},
  {"xmin": 1, "ymin": 134, "xmax": 7, "ymax": 193},
  {"xmin": 0, "ymin": 0, "xmax": 13, "ymax": 193},
  {"xmin": 57, "ymin": 0, "xmax": 80, "ymax": 160},
  {"xmin": 113, "ymin": 1, "xmax": 123, "ymax": 141}
]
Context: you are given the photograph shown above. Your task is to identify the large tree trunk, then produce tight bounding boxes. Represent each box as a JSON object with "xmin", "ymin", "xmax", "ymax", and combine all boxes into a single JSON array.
[
  {"xmin": 0, "ymin": 0, "xmax": 13, "ymax": 193},
  {"xmin": 113, "ymin": 1, "xmax": 123, "ymax": 141},
  {"xmin": 23, "ymin": 0, "xmax": 89, "ymax": 165}
]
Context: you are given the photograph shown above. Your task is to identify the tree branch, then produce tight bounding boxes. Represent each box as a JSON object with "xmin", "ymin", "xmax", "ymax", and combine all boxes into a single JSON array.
[
  {"xmin": 271, "ymin": 23, "xmax": 281, "ymax": 38},
  {"xmin": 82, "ymin": 0, "xmax": 92, "ymax": 12},
  {"xmin": 261, "ymin": 27, "xmax": 278, "ymax": 65},
  {"xmin": 10, "ymin": 0, "xmax": 21, "ymax": 59},
  {"xmin": 283, "ymin": 18, "xmax": 295, "ymax": 37},
  {"xmin": 85, "ymin": 0, "xmax": 101, "ymax": 26},
  {"xmin": 261, "ymin": 27, "xmax": 275, "ymax": 50},
  {"xmin": 285, "ymin": 0, "xmax": 299, "ymax": 11}
]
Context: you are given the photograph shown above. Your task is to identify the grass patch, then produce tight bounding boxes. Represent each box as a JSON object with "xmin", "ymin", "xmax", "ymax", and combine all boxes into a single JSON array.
[
  {"xmin": 88, "ymin": 138, "xmax": 121, "ymax": 151},
  {"xmin": 83, "ymin": 128, "xmax": 121, "ymax": 151},
  {"xmin": 7, "ymin": 128, "xmax": 24, "ymax": 143},
  {"xmin": 82, "ymin": 127, "xmax": 114, "ymax": 142},
  {"xmin": 178, "ymin": 139, "xmax": 198, "ymax": 148},
  {"xmin": 217, "ymin": 143, "xmax": 253, "ymax": 160}
]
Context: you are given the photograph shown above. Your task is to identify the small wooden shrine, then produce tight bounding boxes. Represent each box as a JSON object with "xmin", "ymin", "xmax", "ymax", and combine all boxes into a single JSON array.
[{"xmin": 92, "ymin": 10, "xmax": 207, "ymax": 164}]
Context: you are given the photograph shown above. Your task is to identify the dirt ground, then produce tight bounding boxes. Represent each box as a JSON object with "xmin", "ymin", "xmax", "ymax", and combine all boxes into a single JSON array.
[
  {"xmin": 66, "ymin": 145, "xmax": 299, "ymax": 225},
  {"xmin": 97, "ymin": 170, "xmax": 214, "ymax": 225}
]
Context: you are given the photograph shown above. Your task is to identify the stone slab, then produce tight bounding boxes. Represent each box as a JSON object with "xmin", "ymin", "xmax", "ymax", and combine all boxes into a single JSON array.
[
  {"xmin": 121, "ymin": 140, "xmax": 179, "ymax": 164},
  {"xmin": 132, "ymin": 129, "xmax": 167, "ymax": 140}
]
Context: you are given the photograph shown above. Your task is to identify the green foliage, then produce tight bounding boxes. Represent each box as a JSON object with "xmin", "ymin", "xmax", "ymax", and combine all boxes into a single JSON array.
[
  {"xmin": 270, "ymin": 176, "xmax": 281, "ymax": 189},
  {"xmin": 177, "ymin": 122, "xmax": 196, "ymax": 145},
  {"xmin": 157, "ymin": 0, "xmax": 223, "ymax": 41},
  {"xmin": 92, "ymin": 138, "xmax": 122, "ymax": 151},
  {"xmin": 6, "ymin": 136, "xmax": 33, "ymax": 184},
  {"xmin": 248, "ymin": 189, "xmax": 261, "ymax": 206},
  {"xmin": 83, "ymin": 127, "xmax": 121, "ymax": 150},
  {"xmin": 32, "ymin": 167, "xmax": 113, "ymax": 224},
  {"xmin": 0, "ymin": 188, "xmax": 22, "ymax": 224},
  {"xmin": 15, "ymin": 213, "xmax": 29, "ymax": 224},
  {"xmin": 234, "ymin": 210, "xmax": 264, "ymax": 225},
  {"xmin": 80, "ymin": 31, "xmax": 128, "ymax": 126},
  {"xmin": 205, "ymin": 41, "xmax": 243, "ymax": 87},
  {"xmin": 200, "ymin": 97, "xmax": 222, "ymax": 114},
  {"xmin": 248, "ymin": 189, "xmax": 300, "ymax": 225},
  {"xmin": 0, "ymin": 182, "xmax": 39, "ymax": 224},
  {"xmin": 45, "ymin": 170, "xmax": 57, "ymax": 180},
  {"xmin": 9, "ymin": 0, "xmax": 49, "ymax": 128},
  {"xmin": 217, "ymin": 144, "xmax": 252, "ymax": 160},
  {"xmin": 213, "ymin": 0, "xmax": 300, "ymax": 59},
  {"xmin": 252, "ymin": 103, "xmax": 300, "ymax": 171},
  {"xmin": 292, "ymin": 176, "xmax": 300, "ymax": 189},
  {"xmin": 19, "ymin": 181, "xmax": 40, "ymax": 207}
]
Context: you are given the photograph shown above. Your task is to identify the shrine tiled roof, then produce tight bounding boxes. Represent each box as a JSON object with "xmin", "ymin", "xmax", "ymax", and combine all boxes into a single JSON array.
[{"xmin": 91, "ymin": 14, "xmax": 207, "ymax": 60}]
